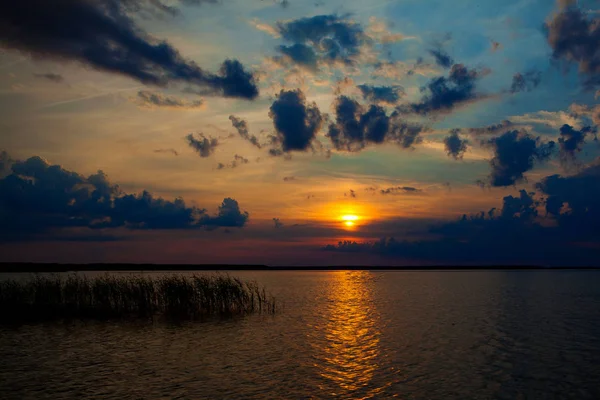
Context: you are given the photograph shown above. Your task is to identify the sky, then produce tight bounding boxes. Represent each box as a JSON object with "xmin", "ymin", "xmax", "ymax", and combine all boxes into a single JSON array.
[{"xmin": 0, "ymin": 0, "xmax": 599, "ymax": 266}]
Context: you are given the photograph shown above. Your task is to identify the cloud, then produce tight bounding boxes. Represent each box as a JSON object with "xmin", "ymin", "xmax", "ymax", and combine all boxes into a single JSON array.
[
  {"xmin": 0, "ymin": 150, "xmax": 13, "ymax": 177},
  {"xmin": 444, "ymin": 130, "xmax": 469, "ymax": 159},
  {"xmin": 272, "ymin": 14, "xmax": 371, "ymax": 71},
  {"xmin": 276, "ymin": 43, "xmax": 319, "ymax": 72},
  {"xmin": 397, "ymin": 64, "xmax": 489, "ymax": 116},
  {"xmin": 372, "ymin": 60, "xmax": 439, "ymax": 80},
  {"xmin": 250, "ymin": 19, "xmax": 281, "ymax": 37},
  {"xmin": 558, "ymin": 123, "xmax": 595, "ymax": 163},
  {"xmin": 268, "ymin": 89, "xmax": 324, "ymax": 152},
  {"xmin": 283, "ymin": 176, "xmax": 296, "ymax": 181},
  {"xmin": 231, "ymin": 154, "xmax": 249, "ymax": 168},
  {"xmin": 428, "ymin": 48, "xmax": 454, "ymax": 69},
  {"xmin": 485, "ymin": 130, "xmax": 555, "ymax": 187},
  {"xmin": 325, "ymin": 160, "xmax": 600, "ymax": 265},
  {"xmin": 327, "ymin": 96, "xmax": 424, "ymax": 151},
  {"xmin": 0, "ymin": 0, "xmax": 259, "ymax": 99},
  {"xmin": 546, "ymin": 4, "xmax": 600, "ymax": 88},
  {"xmin": 216, "ymin": 154, "xmax": 250, "ymax": 169},
  {"xmin": 33, "ymin": 73, "xmax": 65, "ymax": 83},
  {"xmin": 344, "ymin": 189, "xmax": 356, "ymax": 198},
  {"xmin": 135, "ymin": 90, "xmax": 204, "ymax": 109},
  {"xmin": 273, "ymin": 217, "xmax": 283, "ymax": 228},
  {"xmin": 201, "ymin": 198, "xmax": 249, "ymax": 227},
  {"xmin": 464, "ymin": 120, "xmax": 514, "ymax": 136},
  {"xmin": 568, "ymin": 103, "xmax": 600, "ymax": 126},
  {"xmin": 536, "ymin": 160, "xmax": 600, "ymax": 231},
  {"xmin": 229, "ymin": 115, "xmax": 261, "ymax": 149},
  {"xmin": 186, "ymin": 133, "xmax": 218, "ymax": 157},
  {"xmin": 320, "ymin": 190, "xmax": 545, "ymax": 264},
  {"xmin": 366, "ymin": 16, "xmax": 412, "ymax": 44},
  {"xmin": 153, "ymin": 148, "xmax": 179, "ymax": 156},
  {"xmin": 380, "ymin": 186, "xmax": 422, "ymax": 195},
  {"xmin": 357, "ymin": 84, "xmax": 404, "ymax": 105},
  {"xmin": 510, "ymin": 70, "xmax": 542, "ymax": 93},
  {"xmin": 0, "ymin": 153, "xmax": 249, "ymax": 238},
  {"xmin": 511, "ymin": 110, "xmax": 581, "ymax": 129}
]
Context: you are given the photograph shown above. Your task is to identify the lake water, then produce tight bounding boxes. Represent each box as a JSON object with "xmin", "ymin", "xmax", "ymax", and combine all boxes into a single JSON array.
[{"xmin": 1, "ymin": 270, "xmax": 599, "ymax": 399}]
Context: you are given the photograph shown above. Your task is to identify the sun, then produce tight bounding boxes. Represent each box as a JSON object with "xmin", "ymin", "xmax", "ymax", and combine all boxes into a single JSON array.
[{"xmin": 341, "ymin": 214, "xmax": 359, "ymax": 228}]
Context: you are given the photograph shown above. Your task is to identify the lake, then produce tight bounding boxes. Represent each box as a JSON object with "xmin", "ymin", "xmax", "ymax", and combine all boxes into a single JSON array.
[{"xmin": 1, "ymin": 270, "xmax": 599, "ymax": 399}]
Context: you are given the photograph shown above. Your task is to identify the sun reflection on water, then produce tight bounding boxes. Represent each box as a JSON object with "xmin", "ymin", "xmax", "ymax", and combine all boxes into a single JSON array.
[{"xmin": 313, "ymin": 271, "xmax": 389, "ymax": 398}]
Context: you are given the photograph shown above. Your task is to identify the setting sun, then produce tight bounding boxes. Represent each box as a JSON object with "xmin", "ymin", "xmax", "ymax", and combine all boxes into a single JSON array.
[{"xmin": 341, "ymin": 214, "xmax": 359, "ymax": 229}]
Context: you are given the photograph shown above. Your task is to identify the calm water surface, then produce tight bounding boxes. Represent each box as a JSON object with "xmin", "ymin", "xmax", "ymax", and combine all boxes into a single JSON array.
[{"xmin": 1, "ymin": 270, "xmax": 599, "ymax": 399}]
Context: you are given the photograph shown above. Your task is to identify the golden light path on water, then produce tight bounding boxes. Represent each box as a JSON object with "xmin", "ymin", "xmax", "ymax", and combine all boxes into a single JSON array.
[{"xmin": 312, "ymin": 271, "xmax": 391, "ymax": 398}]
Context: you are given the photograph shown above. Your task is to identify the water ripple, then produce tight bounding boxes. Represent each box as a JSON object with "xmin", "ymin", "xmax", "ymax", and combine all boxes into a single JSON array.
[{"xmin": 1, "ymin": 270, "xmax": 600, "ymax": 399}]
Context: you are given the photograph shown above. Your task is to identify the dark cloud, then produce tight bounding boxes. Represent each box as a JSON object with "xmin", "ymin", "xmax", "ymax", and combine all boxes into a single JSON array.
[
  {"xmin": 153, "ymin": 148, "xmax": 179, "ymax": 156},
  {"xmin": 268, "ymin": 89, "xmax": 324, "ymax": 152},
  {"xmin": 0, "ymin": 154, "xmax": 249, "ymax": 239},
  {"xmin": 215, "ymin": 154, "xmax": 249, "ymax": 169},
  {"xmin": 136, "ymin": 90, "xmax": 204, "ymax": 108},
  {"xmin": 276, "ymin": 43, "xmax": 319, "ymax": 72},
  {"xmin": 229, "ymin": 115, "xmax": 261, "ymax": 149},
  {"xmin": 283, "ymin": 176, "xmax": 296, "ymax": 181},
  {"xmin": 186, "ymin": 133, "xmax": 218, "ymax": 157},
  {"xmin": 546, "ymin": 4, "xmax": 600, "ymax": 88},
  {"xmin": 390, "ymin": 119, "xmax": 424, "ymax": 149},
  {"xmin": 216, "ymin": 59, "xmax": 260, "ymax": 99},
  {"xmin": 380, "ymin": 186, "xmax": 421, "ymax": 195},
  {"xmin": 357, "ymin": 84, "xmax": 404, "ymax": 105},
  {"xmin": 558, "ymin": 124, "xmax": 594, "ymax": 162},
  {"xmin": 485, "ymin": 130, "xmax": 555, "ymax": 187},
  {"xmin": 498, "ymin": 189, "xmax": 538, "ymax": 220},
  {"xmin": 325, "ymin": 160, "xmax": 600, "ymax": 265},
  {"xmin": 0, "ymin": 150, "xmax": 13, "ymax": 176},
  {"xmin": 428, "ymin": 48, "xmax": 454, "ymax": 69},
  {"xmin": 273, "ymin": 14, "xmax": 370, "ymax": 70},
  {"xmin": 509, "ymin": 70, "xmax": 542, "ymax": 93},
  {"xmin": 327, "ymin": 96, "xmax": 424, "ymax": 151},
  {"xmin": 201, "ymin": 198, "xmax": 249, "ymax": 228},
  {"xmin": 273, "ymin": 218, "xmax": 283, "ymax": 228},
  {"xmin": 536, "ymin": 161, "xmax": 600, "ymax": 232},
  {"xmin": 231, "ymin": 154, "xmax": 249, "ymax": 168},
  {"xmin": 328, "ymin": 96, "xmax": 378, "ymax": 151},
  {"xmin": 344, "ymin": 189, "xmax": 356, "ymax": 198},
  {"xmin": 322, "ymin": 188, "xmax": 577, "ymax": 265},
  {"xmin": 398, "ymin": 64, "xmax": 488, "ymax": 115},
  {"xmin": 466, "ymin": 120, "xmax": 514, "ymax": 136},
  {"xmin": 33, "ymin": 73, "xmax": 64, "ymax": 83},
  {"xmin": 0, "ymin": 0, "xmax": 258, "ymax": 99},
  {"xmin": 444, "ymin": 130, "xmax": 469, "ymax": 159}
]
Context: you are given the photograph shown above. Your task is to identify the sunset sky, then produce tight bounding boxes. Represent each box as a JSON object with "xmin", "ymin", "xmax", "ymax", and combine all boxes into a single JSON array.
[{"xmin": 1, "ymin": 0, "xmax": 599, "ymax": 265}]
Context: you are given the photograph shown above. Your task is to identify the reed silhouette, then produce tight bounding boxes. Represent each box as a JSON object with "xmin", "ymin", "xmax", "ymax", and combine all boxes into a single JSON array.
[{"xmin": 0, "ymin": 274, "xmax": 276, "ymax": 323}]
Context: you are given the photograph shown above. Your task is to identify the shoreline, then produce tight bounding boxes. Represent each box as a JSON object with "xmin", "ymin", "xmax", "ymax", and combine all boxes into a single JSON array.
[{"xmin": 1, "ymin": 263, "xmax": 599, "ymax": 273}]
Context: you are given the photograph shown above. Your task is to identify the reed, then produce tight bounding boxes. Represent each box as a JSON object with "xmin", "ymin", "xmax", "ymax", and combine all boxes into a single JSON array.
[{"xmin": 0, "ymin": 274, "xmax": 276, "ymax": 323}]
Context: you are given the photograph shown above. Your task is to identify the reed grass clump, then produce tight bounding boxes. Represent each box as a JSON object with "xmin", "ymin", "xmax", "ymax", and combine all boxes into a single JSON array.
[{"xmin": 0, "ymin": 274, "xmax": 276, "ymax": 323}]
